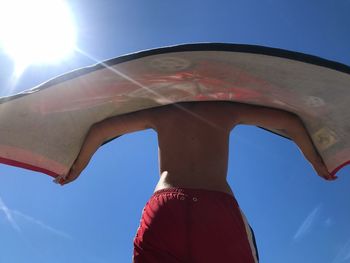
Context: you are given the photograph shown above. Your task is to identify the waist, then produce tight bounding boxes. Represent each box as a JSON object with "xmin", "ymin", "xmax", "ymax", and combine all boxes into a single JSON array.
[
  {"xmin": 154, "ymin": 173, "xmax": 234, "ymax": 196},
  {"xmin": 152, "ymin": 187, "xmax": 237, "ymax": 202}
]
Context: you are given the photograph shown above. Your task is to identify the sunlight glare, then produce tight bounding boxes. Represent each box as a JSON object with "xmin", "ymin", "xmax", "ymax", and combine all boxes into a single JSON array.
[{"xmin": 0, "ymin": 0, "xmax": 77, "ymax": 75}]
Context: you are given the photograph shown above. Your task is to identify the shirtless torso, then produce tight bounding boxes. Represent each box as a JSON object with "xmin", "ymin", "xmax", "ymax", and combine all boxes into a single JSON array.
[
  {"xmin": 152, "ymin": 102, "xmax": 235, "ymax": 195},
  {"xmin": 57, "ymin": 101, "xmax": 335, "ymax": 186}
]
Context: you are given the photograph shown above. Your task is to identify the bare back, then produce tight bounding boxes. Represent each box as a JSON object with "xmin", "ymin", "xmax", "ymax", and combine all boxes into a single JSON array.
[{"xmin": 151, "ymin": 102, "xmax": 237, "ymax": 195}]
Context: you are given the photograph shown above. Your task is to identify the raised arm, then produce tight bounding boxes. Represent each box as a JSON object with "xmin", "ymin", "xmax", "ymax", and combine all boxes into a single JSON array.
[
  {"xmin": 226, "ymin": 103, "xmax": 337, "ymax": 181},
  {"xmin": 55, "ymin": 108, "xmax": 156, "ymax": 185}
]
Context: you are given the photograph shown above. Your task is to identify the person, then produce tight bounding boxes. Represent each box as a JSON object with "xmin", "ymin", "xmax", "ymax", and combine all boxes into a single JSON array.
[{"xmin": 55, "ymin": 101, "xmax": 337, "ymax": 262}]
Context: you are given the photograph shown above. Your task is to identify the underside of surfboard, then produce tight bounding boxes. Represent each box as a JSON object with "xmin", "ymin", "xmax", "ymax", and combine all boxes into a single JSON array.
[{"xmin": 1, "ymin": 43, "xmax": 349, "ymax": 177}]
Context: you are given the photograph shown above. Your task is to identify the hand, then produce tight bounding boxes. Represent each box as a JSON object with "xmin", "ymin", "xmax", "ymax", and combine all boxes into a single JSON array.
[
  {"xmin": 53, "ymin": 160, "xmax": 87, "ymax": 186},
  {"xmin": 312, "ymin": 160, "xmax": 338, "ymax": 181}
]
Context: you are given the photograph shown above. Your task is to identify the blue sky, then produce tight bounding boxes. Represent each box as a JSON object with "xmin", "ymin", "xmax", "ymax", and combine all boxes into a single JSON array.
[{"xmin": 0, "ymin": 0, "xmax": 350, "ymax": 262}]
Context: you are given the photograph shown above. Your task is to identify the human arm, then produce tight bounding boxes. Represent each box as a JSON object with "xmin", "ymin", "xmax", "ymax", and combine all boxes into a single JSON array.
[
  {"xmin": 228, "ymin": 103, "xmax": 337, "ymax": 181},
  {"xmin": 55, "ymin": 109, "xmax": 155, "ymax": 185}
]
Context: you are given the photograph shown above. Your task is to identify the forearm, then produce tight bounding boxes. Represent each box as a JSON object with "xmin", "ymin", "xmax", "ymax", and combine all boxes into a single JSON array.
[
  {"xmin": 55, "ymin": 125, "xmax": 106, "ymax": 185},
  {"xmin": 74, "ymin": 125, "xmax": 106, "ymax": 166},
  {"xmin": 284, "ymin": 117, "xmax": 322, "ymax": 165},
  {"xmin": 282, "ymin": 116, "xmax": 337, "ymax": 180}
]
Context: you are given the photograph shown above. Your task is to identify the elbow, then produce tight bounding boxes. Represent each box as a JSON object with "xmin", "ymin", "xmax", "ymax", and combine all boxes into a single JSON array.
[
  {"xmin": 88, "ymin": 122, "xmax": 109, "ymax": 144},
  {"xmin": 284, "ymin": 114, "xmax": 307, "ymax": 137}
]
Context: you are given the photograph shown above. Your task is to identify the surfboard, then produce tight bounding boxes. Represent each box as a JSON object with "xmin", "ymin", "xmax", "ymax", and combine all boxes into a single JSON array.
[{"xmin": 1, "ymin": 43, "xmax": 349, "ymax": 178}]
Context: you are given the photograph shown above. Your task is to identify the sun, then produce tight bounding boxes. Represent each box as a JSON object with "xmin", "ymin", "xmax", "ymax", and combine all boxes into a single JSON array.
[{"xmin": 0, "ymin": 0, "xmax": 77, "ymax": 76}]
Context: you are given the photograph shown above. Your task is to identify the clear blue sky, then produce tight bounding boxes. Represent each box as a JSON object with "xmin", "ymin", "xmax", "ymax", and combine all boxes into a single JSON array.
[{"xmin": 1, "ymin": 1, "xmax": 350, "ymax": 262}]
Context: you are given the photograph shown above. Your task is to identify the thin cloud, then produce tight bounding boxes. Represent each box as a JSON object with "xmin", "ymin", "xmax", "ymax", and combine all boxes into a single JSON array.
[
  {"xmin": 12, "ymin": 209, "xmax": 72, "ymax": 240},
  {"xmin": 345, "ymin": 251, "xmax": 350, "ymax": 261},
  {"xmin": 0, "ymin": 196, "xmax": 21, "ymax": 232},
  {"xmin": 0, "ymin": 195, "xmax": 71, "ymax": 239},
  {"xmin": 293, "ymin": 204, "xmax": 322, "ymax": 241},
  {"xmin": 332, "ymin": 238, "xmax": 350, "ymax": 263},
  {"xmin": 324, "ymin": 217, "xmax": 334, "ymax": 227}
]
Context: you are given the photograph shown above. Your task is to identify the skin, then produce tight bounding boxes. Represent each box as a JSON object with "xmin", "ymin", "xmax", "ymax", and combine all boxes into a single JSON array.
[{"xmin": 54, "ymin": 101, "xmax": 337, "ymax": 192}]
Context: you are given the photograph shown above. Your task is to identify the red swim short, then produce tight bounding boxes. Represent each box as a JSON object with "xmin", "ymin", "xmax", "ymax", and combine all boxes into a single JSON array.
[{"xmin": 133, "ymin": 188, "xmax": 259, "ymax": 263}]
